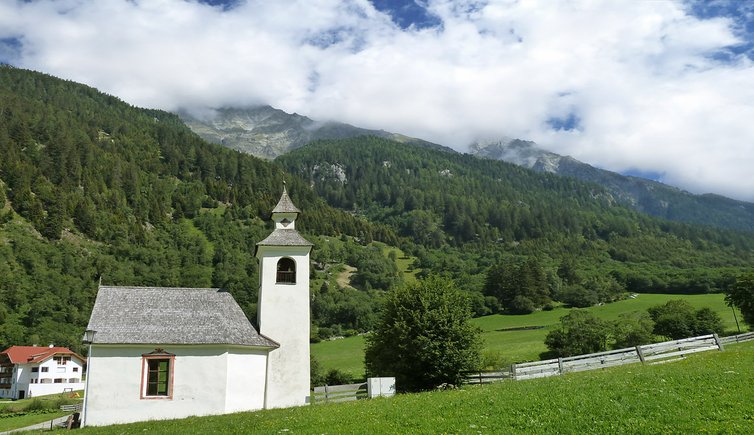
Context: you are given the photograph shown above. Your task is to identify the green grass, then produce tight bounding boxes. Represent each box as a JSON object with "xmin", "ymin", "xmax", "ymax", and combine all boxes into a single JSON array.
[
  {"xmin": 311, "ymin": 335, "xmax": 366, "ymax": 377},
  {"xmin": 0, "ymin": 411, "xmax": 69, "ymax": 432},
  {"xmin": 312, "ymin": 293, "xmax": 748, "ymax": 375},
  {"xmin": 80, "ymin": 341, "xmax": 754, "ymax": 433}
]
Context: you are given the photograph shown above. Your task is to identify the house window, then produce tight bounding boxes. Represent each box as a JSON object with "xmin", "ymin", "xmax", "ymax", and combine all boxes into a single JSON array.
[
  {"xmin": 276, "ymin": 258, "xmax": 296, "ymax": 283},
  {"xmin": 54, "ymin": 378, "xmax": 63, "ymax": 383},
  {"xmin": 72, "ymin": 367, "xmax": 78, "ymax": 373},
  {"xmin": 31, "ymin": 367, "xmax": 39, "ymax": 373},
  {"xmin": 40, "ymin": 379, "xmax": 52, "ymax": 384},
  {"xmin": 141, "ymin": 350, "xmax": 174, "ymax": 400},
  {"xmin": 30, "ymin": 379, "xmax": 38, "ymax": 384},
  {"xmin": 41, "ymin": 367, "xmax": 49, "ymax": 373},
  {"xmin": 68, "ymin": 378, "xmax": 79, "ymax": 383},
  {"xmin": 54, "ymin": 356, "xmax": 70, "ymax": 365}
]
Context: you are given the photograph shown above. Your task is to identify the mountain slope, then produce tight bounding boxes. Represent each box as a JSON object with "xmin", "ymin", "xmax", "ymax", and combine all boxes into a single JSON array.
[
  {"xmin": 278, "ymin": 136, "xmax": 754, "ymax": 297},
  {"xmin": 184, "ymin": 106, "xmax": 754, "ymax": 234},
  {"xmin": 179, "ymin": 106, "xmax": 452, "ymax": 159},
  {"xmin": 469, "ymin": 138, "xmax": 754, "ymax": 232},
  {"xmin": 2, "ymin": 66, "xmax": 753, "ymax": 355}
]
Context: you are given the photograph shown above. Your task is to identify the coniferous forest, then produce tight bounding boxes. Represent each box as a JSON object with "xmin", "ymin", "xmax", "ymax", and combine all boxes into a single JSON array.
[{"xmin": 1, "ymin": 66, "xmax": 753, "ymax": 353}]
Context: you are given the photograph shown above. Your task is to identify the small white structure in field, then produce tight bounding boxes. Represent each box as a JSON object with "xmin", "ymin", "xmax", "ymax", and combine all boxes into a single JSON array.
[
  {"xmin": 0, "ymin": 346, "xmax": 85, "ymax": 399},
  {"xmin": 83, "ymin": 185, "xmax": 312, "ymax": 426}
]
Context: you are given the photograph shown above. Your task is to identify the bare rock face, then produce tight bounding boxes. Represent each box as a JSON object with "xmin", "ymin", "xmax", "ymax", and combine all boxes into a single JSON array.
[
  {"xmin": 179, "ymin": 106, "xmax": 448, "ymax": 160},
  {"xmin": 469, "ymin": 138, "xmax": 559, "ymax": 170},
  {"xmin": 179, "ymin": 106, "xmax": 328, "ymax": 159}
]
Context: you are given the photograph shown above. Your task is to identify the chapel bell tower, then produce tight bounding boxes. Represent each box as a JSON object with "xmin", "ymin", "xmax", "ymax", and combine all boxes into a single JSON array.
[{"xmin": 256, "ymin": 183, "xmax": 313, "ymax": 408}]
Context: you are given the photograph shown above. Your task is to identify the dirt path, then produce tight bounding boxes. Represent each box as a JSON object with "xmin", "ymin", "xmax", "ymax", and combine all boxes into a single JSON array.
[{"xmin": 336, "ymin": 265, "xmax": 357, "ymax": 288}]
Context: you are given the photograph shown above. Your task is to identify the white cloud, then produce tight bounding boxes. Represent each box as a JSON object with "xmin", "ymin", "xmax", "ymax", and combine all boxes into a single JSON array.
[{"xmin": 2, "ymin": 0, "xmax": 754, "ymax": 201}]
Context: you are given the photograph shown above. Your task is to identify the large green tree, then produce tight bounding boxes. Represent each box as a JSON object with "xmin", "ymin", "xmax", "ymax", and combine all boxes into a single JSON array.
[
  {"xmin": 364, "ymin": 276, "xmax": 482, "ymax": 392},
  {"xmin": 484, "ymin": 257, "xmax": 550, "ymax": 313},
  {"xmin": 726, "ymin": 272, "xmax": 754, "ymax": 327}
]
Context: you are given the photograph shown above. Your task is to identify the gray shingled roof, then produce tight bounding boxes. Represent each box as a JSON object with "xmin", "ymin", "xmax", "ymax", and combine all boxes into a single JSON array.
[
  {"xmin": 257, "ymin": 229, "xmax": 313, "ymax": 247},
  {"xmin": 271, "ymin": 187, "xmax": 301, "ymax": 214},
  {"xmin": 86, "ymin": 286, "xmax": 278, "ymax": 348}
]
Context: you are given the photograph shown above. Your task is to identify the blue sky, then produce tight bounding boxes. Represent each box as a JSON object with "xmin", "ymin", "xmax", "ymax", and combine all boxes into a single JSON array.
[{"xmin": 2, "ymin": 0, "xmax": 754, "ymax": 201}]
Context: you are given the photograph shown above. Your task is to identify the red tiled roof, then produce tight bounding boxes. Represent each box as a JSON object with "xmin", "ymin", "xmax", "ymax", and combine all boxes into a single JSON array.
[{"xmin": 1, "ymin": 346, "xmax": 84, "ymax": 364}]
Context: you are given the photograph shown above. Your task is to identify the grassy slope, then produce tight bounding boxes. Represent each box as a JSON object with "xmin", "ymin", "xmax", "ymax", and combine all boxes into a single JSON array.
[
  {"xmin": 0, "ymin": 391, "xmax": 83, "ymax": 431},
  {"xmin": 81, "ymin": 341, "xmax": 754, "ymax": 434},
  {"xmin": 313, "ymin": 293, "xmax": 748, "ymax": 376}
]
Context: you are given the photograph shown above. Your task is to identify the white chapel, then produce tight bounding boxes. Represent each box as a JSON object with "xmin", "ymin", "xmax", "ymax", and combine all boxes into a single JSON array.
[{"xmin": 82, "ymin": 185, "xmax": 312, "ymax": 426}]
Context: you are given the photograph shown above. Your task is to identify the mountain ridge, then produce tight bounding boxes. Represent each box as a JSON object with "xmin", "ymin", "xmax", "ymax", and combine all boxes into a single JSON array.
[
  {"xmin": 178, "ymin": 106, "xmax": 453, "ymax": 159},
  {"xmin": 467, "ymin": 138, "xmax": 754, "ymax": 232},
  {"xmin": 180, "ymin": 105, "xmax": 754, "ymax": 233}
]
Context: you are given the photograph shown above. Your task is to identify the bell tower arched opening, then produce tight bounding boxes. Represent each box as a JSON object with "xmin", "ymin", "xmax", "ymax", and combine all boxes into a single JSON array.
[{"xmin": 276, "ymin": 258, "xmax": 296, "ymax": 284}]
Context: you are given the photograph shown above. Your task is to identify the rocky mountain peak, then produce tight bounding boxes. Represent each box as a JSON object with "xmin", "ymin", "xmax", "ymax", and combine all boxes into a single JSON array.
[
  {"xmin": 178, "ymin": 105, "xmax": 451, "ymax": 160},
  {"xmin": 469, "ymin": 138, "xmax": 560, "ymax": 170}
]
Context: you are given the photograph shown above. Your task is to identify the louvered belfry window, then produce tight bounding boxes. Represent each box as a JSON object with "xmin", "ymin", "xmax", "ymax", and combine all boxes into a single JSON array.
[{"xmin": 277, "ymin": 258, "xmax": 296, "ymax": 283}]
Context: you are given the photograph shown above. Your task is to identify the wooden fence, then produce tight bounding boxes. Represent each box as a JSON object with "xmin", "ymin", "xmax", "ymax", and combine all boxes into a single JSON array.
[
  {"xmin": 464, "ymin": 370, "xmax": 512, "ymax": 384},
  {"xmin": 467, "ymin": 331, "xmax": 754, "ymax": 384},
  {"xmin": 310, "ymin": 377, "xmax": 396, "ymax": 404},
  {"xmin": 311, "ymin": 382, "xmax": 368, "ymax": 404},
  {"xmin": 719, "ymin": 331, "xmax": 754, "ymax": 345},
  {"xmin": 60, "ymin": 403, "xmax": 83, "ymax": 412}
]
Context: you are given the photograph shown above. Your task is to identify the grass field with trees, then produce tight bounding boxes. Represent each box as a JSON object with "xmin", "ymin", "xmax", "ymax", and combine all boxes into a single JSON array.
[
  {"xmin": 78, "ymin": 340, "xmax": 754, "ymax": 433},
  {"xmin": 313, "ymin": 292, "xmax": 747, "ymax": 377}
]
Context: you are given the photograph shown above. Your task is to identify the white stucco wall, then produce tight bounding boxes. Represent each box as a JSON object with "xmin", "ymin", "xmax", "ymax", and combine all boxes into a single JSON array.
[
  {"xmin": 5, "ymin": 356, "xmax": 85, "ymax": 399},
  {"xmin": 257, "ymin": 245, "xmax": 311, "ymax": 408},
  {"xmin": 224, "ymin": 349, "xmax": 268, "ymax": 413},
  {"xmin": 84, "ymin": 344, "xmax": 268, "ymax": 427}
]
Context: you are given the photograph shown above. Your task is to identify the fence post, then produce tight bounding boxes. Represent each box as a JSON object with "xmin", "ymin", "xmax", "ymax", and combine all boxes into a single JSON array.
[
  {"xmin": 324, "ymin": 385, "xmax": 329, "ymax": 403},
  {"xmin": 557, "ymin": 357, "xmax": 564, "ymax": 375},
  {"xmin": 511, "ymin": 363, "xmax": 517, "ymax": 381},
  {"xmin": 635, "ymin": 345, "xmax": 645, "ymax": 364},
  {"xmin": 713, "ymin": 333, "xmax": 724, "ymax": 351}
]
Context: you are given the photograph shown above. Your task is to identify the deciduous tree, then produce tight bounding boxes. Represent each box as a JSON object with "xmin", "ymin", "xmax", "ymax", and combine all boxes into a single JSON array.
[
  {"xmin": 725, "ymin": 272, "xmax": 754, "ymax": 327},
  {"xmin": 364, "ymin": 276, "xmax": 482, "ymax": 392}
]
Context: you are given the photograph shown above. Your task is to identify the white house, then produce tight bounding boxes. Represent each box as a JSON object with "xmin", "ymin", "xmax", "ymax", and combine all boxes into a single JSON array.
[
  {"xmin": 0, "ymin": 345, "xmax": 86, "ymax": 400},
  {"xmin": 82, "ymin": 185, "xmax": 313, "ymax": 427}
]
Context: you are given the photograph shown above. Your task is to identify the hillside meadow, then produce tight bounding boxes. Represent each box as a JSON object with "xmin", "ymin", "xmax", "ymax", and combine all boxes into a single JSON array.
[
  {"xmin": 312, "ymin": 292, "xmax": 747, "ymax": 377},
  {"xmin": 78, "ymin": 340, "xmax": 754, "ymax": 433}
]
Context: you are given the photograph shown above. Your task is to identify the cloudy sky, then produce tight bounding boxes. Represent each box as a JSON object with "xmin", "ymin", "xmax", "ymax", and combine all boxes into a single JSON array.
[{"xmin": 2, "ymin": 0, "xmax": 754, "ymax": 201}]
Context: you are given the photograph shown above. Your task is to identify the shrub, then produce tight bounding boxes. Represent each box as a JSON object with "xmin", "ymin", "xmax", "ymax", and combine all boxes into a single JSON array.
[
  {"xmin": 559, "ymin": 284, "xmax": 599, "ymax": 308},
  {"xmin": 324, "ymin": 369, "xmax": 353, "ymax": 386},
  {"xmin": 694, "ymin": 307, "xmax": 724, "ymax": 335},
  {"xmin": 647, "ymin": 300, "xmax": 724, "ymax": 339},
  {"xmin": 545, "ymin": 310, "xmax": 612, "ymax": 357},
  {"xmin": 310, "ymin": 354, "xmax": 326, "ymax": 387},
  {"xmin": 613, "ymin": 311, "xmax": 655, "ymax": 348},
  {"xmin": 510, "ymin": 295, "xmax": 537, "ymax": 314},
  {"xmin": 24, "ymin": 398, "xmax": 45, "ymax": 411}
]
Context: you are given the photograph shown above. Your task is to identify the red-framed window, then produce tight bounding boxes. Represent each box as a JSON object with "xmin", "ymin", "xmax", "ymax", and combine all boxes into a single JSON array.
[{"xmin": 140, "ymin": 350, "xmax": 175, "ymax": 400}]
